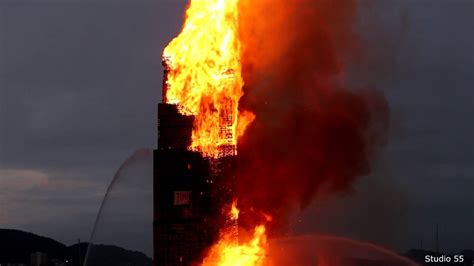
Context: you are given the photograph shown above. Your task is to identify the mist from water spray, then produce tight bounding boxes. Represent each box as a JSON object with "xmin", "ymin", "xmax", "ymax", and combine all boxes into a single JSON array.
[
  {"xmin": 84, "ymin": 148, "xmax": 153, "ymax": 265},
  {"xmin": 266, "ymin": 234, "xmax": 419, "ymax": 266}
]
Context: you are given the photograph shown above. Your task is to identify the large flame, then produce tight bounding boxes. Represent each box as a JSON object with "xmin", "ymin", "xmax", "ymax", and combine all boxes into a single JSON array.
[
  {"xmin": 163, "ymin": 0, "xmax": 265, "ymax": 264},
  {"xmin": 202, "ymin": 203, "xmax": 268, "ymax": 266},
  {"xmin": 163, "ymin": 0, "xmax": 255, "ymax": 158},
  {"xmin": 202, "ymin": 225, "xmax": 267, "ymax": 266}
]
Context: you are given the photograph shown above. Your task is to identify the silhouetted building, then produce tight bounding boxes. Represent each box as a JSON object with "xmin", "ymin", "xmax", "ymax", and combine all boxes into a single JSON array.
[
  {"xmin": 154, "ymin": 103, "xmax": 239, "ymax": 265},
  {"xmin": 153, "ymin": 103, "xmax": 216, "ymax": 265},
  {"xmin": 30, "ymin": 252, "xmax": 47, "ymax": 266}
]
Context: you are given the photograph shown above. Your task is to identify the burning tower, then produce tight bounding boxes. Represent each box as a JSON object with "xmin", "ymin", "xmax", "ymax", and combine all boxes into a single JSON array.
[
  {"xmin": 153, "ymin": 60, "xmax": 238, "ymax": 265},
  {"xmin": 154, "ymin": 53, "xmax": 245, "ymax": 266},
  {"xmin": 153, "ymin": 1, "xmax": 256, "ymax": 264}
]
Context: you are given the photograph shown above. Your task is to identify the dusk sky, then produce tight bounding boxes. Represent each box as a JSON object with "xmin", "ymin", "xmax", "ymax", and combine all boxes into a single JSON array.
[{"xmin": 0, "ymin": 0, "xmax": 472, "ymax": 257}]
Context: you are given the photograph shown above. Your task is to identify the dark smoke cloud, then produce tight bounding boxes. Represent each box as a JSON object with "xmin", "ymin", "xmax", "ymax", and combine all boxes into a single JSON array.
[{"xmin": 235, "ymin": 0, "xmax": 390, "ymax": 230}]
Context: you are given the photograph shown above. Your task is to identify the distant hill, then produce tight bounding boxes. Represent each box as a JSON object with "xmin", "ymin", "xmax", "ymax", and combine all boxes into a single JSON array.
[
  {"xmin": 0, "ymin": 229, "xmax": 66, "ymax": 264},
  {"xmin": 84, "ymin": 244, "xmax": 152, "ymax": 266},
  {"xmin": 0, "ymin": 229, "xmax": 152, "ymax": 266}
]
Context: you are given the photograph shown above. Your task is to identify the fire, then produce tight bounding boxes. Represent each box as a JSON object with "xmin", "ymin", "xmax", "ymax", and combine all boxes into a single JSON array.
[
  {"xmin": 163, "ymin": 0, "xmax": 266, "ymax": 264},
  {"xmin": 163, "ymin": 0, "xmax": 255, "ymax": 158},
  {"xmin": 230, "ymin": 200, "xmax": 240, "ymax": 220},
  {"xmin": 202, "ymin": 203, "xmax": 268, "ymax": 266},
  {"xmin": 202, "ymin": 225, "xmax": 267, "ymax": 266}
]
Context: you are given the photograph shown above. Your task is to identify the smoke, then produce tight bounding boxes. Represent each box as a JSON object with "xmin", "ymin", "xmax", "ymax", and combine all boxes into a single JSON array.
[
  {"xmin": 265, "ymin": 234, "xmax": 418, "ymax": 266},
  {"xmin": 235, "ymin": 0, "xmax": 390, "ymax": 230}
]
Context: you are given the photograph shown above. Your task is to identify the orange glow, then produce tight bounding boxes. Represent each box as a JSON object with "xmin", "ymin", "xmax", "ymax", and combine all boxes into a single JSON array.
[
  {"xmin": 163, "ymin": 0, "xmax": 255, "ymax": 158},
  {"xmin": 164, "ymin": 0, "xmax": 265, "ymax": 264},
  {"xmin": 202, "ymin": 225, "xmax": 267, "ymax": 266},
  {"xmin": 230, "ymin": 200, "xmax": 240, "ymax": 220},
  {"xmin": 202, "ymin": 204, "xmax": 267, "ymax": 266}
]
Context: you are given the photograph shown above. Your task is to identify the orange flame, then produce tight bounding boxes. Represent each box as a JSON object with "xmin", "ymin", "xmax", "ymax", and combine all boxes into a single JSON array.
[
  {"xmin": 163, "ymin": 0, "xmax": 255, "ymax": 158},
  {"xmin": 164, "ymin": 0, "xmax": 265, "ymax": 264},
  {"xmin": 202, "ymin": 203, "xmax": 268, "ymax": 266},
  {"xmin": 230, "ymin": 200, "xmax": 240, "ymax": 220}
]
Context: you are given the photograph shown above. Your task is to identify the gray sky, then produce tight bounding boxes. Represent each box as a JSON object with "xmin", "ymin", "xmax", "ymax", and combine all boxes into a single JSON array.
[
  {"xmin": 0, "ymin": 0, "xmax": 188, "ymax": 249},
  {"xmin": 0, "ymin": 0, "xmax": 472, "ymax": 256}
]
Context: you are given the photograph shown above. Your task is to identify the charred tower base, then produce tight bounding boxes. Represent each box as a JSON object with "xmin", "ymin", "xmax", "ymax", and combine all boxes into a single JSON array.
[{"xmin": 153, "ymin": 103, "xmax": 235, "ymax": 265}]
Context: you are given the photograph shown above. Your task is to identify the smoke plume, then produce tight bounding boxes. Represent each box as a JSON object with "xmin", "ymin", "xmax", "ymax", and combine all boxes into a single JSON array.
[{"xmin": 235, "ymin": 0, "xmax": 390, "ymax": 230}]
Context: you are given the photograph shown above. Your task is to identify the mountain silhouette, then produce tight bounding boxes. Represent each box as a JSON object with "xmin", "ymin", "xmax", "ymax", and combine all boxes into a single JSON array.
[
  {"xmin": 0, "ymin": 229, "xmax": 66, "ymax": 264},
  {"xmin": 0, "ymin": 229, "xmax": 152, "ymax": 266},
  {"xmin": 84, "ymin": 244, "xmax": 152, "ymax": 266}
]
